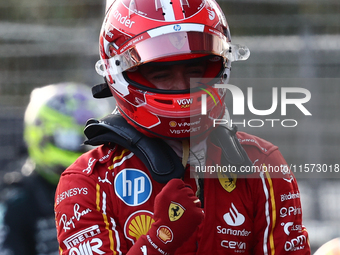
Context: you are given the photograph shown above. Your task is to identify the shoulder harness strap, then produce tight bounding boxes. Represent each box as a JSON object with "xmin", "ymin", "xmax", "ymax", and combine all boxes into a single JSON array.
[
  {"xmin": 84, "ymin": 114, "xmax": 252, "ymax": 183},
  {"xmin": 210, "ymin": 125, "xmax": 253, "ymax": 173},
  {"xmin": 84, "ymin": 114, "xmax": 185, "ymax": 183}
]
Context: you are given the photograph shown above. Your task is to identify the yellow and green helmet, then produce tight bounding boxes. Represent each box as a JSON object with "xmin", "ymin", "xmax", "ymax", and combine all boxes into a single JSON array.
[{"xmin": 24, "ymin": 82, "xmax": 112, "ymax": 185}]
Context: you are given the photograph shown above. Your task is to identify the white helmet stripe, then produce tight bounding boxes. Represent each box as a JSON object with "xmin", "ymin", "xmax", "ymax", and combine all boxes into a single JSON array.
[
  {"xmin": 160, "ymin": 0, "xmax": 176, "ymax": 21},
  {"xmin": 147, "ymin": 23, "xmax": 204, "ymax": 38}
]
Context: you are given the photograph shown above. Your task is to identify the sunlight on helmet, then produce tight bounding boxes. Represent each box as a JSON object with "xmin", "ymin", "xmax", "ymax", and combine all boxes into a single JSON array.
[{"xmin": 95, "ymin": 0, "xmax": 250, "ymax": 139}]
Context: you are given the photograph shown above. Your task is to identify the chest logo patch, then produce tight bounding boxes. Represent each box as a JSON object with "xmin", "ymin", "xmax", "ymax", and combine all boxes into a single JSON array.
[
  {"xmin": 168, "ymin": 202, "xmax": 185, "ymax": 222},
  {"xmin": 217, "ymin": 172, "xmax": 237, "ymax": 192},
  {"xmin": 223, "ymin": 203, "xmax": 245, "ymax": 226},
  {"xmin": 124, "ymin": 210, "xmax": 154, "ymax": 244},
  {"xmin": 157, "ymin": 226, "xmax": 173, "ymax": 244},
  {"xmin": 114, "ymin": 169, "xmax": 152, "ymax": 206}
]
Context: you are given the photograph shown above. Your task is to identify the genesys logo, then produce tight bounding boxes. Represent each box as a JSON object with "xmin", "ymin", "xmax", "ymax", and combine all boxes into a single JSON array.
[
  {"xmin": 223, "ymin": 203, "xmax": 245, "ymax": 226},
  {"xmin": 114, "ymin": 169, "xmax": 152, "ymax": 206},
  {"xmin": 56, "ymin": 187, "xmax": 88, "ymax": 205}
]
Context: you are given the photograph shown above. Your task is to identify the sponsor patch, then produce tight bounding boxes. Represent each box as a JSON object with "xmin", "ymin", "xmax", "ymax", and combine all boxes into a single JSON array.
[
  {"xmin": 281, "ymin": 192, "xmax": 300, "ymax": 202},
  {"xmin": 221, "ymin": 240, "xmax": 246, "ymax": 250},
  {"xmin": 176, "ymin": 98, "xmax": 193, "ymax": 108},
  {"xmin": 217, "ymin": 172, "xmax": 237, "ymax": 192},
  {"xmin": 217, "ymin": 226, "xmax": 251, "ymax": 237},
  {"xmin": 98, "ymin": 171, "xmax": 112, "ymax": 185},
  {"xmin": 114, "ymin": 169, "xmax": 152, "ymax": 206},
  {"xmin": 63, "ymin": 225, "xmax": 101, "ymax": 249},
  {"xmin": 157, "ymin": 226, "xmax": 173, "ymax": 244},
  {"xmin": 168, "ymin": 202, "xmax": 185, "ymax": 222},
  {"xmin": 68, "ymin": 238, "xmax": 104, "ymax": 255},
  {"xmin": 285, "ymin": 234, "xmax": 307, "ymax": 251},
  {"xmin": 56, "ymin": 187, "xmax": 88, "ymax": 205},
  {"xmin": 281, "ymin": 222, "xmax": 302, "ymax": 235},
  {"xmin": 83, "ymin": 158, "xmax": 96, "ymax": 174},
  {"xmin": 280, "ymin": 206, "xmax": 302, "ymax": 218},
  {"xmin": 59, "ymin": 204, "xmax": 92, "ymax": 232},
  {"xmin": 124, "ymin": 210, "xmax": 154, "ymax": 244},
  {"xmin": 223, "ymin": 203, "xmax": 245, "ymax": 226},
  {"xmin": 281, "ymin": 164, "xmax": 294, "ymax": 182},
  {"xmin": 169, "ymin": 121, "xmax": 177, "ymax": 127}
]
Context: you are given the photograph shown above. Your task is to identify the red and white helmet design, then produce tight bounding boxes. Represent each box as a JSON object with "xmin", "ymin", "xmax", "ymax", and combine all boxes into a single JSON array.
[{"xmin": 96, "ymin": 0, "xmax": 249, "ymax": 139}]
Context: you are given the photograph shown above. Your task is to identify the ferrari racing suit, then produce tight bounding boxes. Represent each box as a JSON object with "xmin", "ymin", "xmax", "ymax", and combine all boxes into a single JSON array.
[{"xmin": 54, "ymin": 131, "xmax": 310, "ymax": 254}]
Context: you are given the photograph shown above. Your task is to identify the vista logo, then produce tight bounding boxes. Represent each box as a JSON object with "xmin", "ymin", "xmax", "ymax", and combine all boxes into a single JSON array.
[{"xmin": 223, "ymin": 203, "xmax": 245, "ymax": 226}]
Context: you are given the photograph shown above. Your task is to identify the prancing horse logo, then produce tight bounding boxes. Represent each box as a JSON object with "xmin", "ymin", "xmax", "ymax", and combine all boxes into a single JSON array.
[{"xmin": 168, "ymin": 202, "xmax": 185, "ymax": 221}]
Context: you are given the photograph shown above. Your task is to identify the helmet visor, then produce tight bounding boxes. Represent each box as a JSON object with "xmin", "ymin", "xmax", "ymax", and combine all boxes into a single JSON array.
[{"xmin": 108, "ymin": 30, "xmax": 249, "ymax": 75}]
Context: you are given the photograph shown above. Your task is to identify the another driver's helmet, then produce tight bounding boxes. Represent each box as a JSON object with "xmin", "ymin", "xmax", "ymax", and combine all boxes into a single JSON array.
[
  {"xmin": 24, "ymin": 83, "xmax": 111, "ymax": 185},
  {"xmin": 96, "ymin": 0, "xmax": 249, "ymax": 140}
]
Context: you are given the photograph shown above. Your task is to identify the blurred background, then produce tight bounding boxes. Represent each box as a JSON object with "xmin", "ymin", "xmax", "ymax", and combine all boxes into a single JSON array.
[{"xmin": 0, "ymin": 0, "xmax": 339, "ymax": 253}]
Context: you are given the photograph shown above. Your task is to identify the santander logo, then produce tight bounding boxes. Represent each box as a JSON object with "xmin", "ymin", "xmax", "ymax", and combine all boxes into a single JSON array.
[{"xmin": 223, "ymin": 203, "xmax": 245, "ymax": 226}]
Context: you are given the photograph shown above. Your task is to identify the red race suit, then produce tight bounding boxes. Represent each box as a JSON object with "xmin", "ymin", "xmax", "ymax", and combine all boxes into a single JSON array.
[{"xmin": 55, "ymin": 131, "xmax": 310, "ymax": 255}]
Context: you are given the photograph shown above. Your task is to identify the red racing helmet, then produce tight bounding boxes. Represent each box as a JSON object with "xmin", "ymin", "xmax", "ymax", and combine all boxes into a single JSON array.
[{"xmin": 95, "ymin": 0, "xmax": 249, "ymax": 140}]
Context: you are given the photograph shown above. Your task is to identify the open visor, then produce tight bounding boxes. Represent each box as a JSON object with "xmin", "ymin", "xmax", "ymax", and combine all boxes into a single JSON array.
[{"xmin": 105, "ymin": 30, "xmax": 250, "ymax": 76}]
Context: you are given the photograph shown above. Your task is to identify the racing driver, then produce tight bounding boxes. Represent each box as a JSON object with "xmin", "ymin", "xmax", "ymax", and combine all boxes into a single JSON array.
[{"xmin": 54, "ymin": 0, "xmax": 311, "ymax": 254}]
